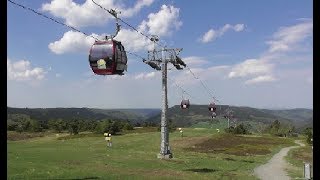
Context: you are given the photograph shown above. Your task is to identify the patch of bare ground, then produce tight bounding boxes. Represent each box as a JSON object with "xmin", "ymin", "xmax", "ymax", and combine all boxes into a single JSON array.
[
  {"xmin": 179, "ymin": 134, "xmax": 292, "ymax": 156},
  {"xmin": 7, "ymin": 131, "xmax": 70, "ymax": 141},
  {"xmin": 290, "ymin": 146, "xmax": 313, "ymax": 163},
  {"xmin": 7, "ymin": 131, "xmax": 46, "ymax": 141},
  {"xmin": 171, "ymin": 136, "xmax": 210, "ymax": 148}
]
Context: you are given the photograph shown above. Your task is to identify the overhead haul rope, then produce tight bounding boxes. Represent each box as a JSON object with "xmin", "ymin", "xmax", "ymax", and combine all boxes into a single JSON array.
[
  {"xmin": 91, "ymin": 0, "xmax": 166, "ymax": 48},
  {"xmin": 8, "ymin": 0, "xmax": 147, "ymax": 63},
  {"xmin": 9, "ymin": 0, "xmax": 222, "ymax": 107},
  {"xmin": 91, "ymin": 0, "xmax": 223, "ymax": 105}
]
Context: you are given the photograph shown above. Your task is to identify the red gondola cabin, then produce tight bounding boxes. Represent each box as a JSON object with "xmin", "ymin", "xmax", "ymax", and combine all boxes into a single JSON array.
[{"xmin": 89, "ymin": 40, "xmax": 127, "ymax": 75}]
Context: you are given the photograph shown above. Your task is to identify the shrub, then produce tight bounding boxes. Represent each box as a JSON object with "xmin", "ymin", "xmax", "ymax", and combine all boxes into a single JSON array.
[{"xmin": 225, "ymin": 123, "xmax": 250, "ymax": 134}]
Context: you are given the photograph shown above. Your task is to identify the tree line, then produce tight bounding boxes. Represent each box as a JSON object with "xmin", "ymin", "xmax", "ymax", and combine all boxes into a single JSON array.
[
  {"xmin": 7, "ymin": 114, "xmax": 312, "ymax": 143},
  {"xmin": 7, "ymin": 113, "xmax": 136, "ymax": 135},
  {"xmin": 224, "ymin": 119, "xmax": 312, "ymax": 144}
]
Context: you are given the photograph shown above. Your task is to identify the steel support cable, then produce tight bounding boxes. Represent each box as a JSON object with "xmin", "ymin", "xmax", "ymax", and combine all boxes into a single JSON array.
[
  {"xmin": 185, "ymin": 65, "xmax": 220, "ymax": 103},
  {"xmin": 9, "ymin": 0, "xmax": 218, "ymax": 106},
  {"xmin": 167, "ymin": 76, "xmax": 195, "ymax": 101},
  {"xmin": 8, "ymin": 0, "xmax": 148, "ymax": 64},
  {"xmin": 91, "ymin": 0, "xmax": 166, "ymax": 48},
  {"xmin": 127, "ymin": 55, "xmax": 197, "ymax": 102},
  {"xmin": 125, "ymin": 51, "xmax": 147, "ymax": 62},
  {"xmin": 8, "ymin": 0, "xmax": 100, "ymax": 41},
  {"xmin": 91, "ymin": 0, "xmax": 148, "ymax": 37},
  {"xmin": 117, "ymin": 11, "xmax": 225, "ymax": 108}
]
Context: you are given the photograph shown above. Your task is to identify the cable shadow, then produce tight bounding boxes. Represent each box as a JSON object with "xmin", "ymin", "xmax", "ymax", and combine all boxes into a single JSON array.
[{"xmin": 184, "ymin": 168, "xmax": 218, "ymax": 173}]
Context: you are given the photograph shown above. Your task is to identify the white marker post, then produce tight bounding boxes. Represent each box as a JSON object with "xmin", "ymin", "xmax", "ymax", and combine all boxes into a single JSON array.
[{"xmin": 304, "ymin": 163, "xmax": 311, "ymax": 179}]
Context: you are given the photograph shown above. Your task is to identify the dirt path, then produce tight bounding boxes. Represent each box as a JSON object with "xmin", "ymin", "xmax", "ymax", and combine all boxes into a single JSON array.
[{"xmin": 254, "ymin": 140, "xmax": 304, "ymax": 180}]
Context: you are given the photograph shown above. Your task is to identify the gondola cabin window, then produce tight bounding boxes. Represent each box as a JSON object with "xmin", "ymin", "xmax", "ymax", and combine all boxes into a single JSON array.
[{"xmin": 97, "ymin": 59, "xmax": 107, "ymax": 69}]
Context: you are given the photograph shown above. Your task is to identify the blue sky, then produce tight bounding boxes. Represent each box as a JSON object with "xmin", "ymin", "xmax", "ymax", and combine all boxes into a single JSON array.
[{"xmin": 7, "ymin": 0, "xmax": 313, "ymax": 109}]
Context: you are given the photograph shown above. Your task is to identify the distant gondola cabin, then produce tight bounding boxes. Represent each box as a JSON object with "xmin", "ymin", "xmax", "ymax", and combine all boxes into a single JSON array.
[
  {"xmin": 181, "ymin": 99, "xmax": 190, "ymax": 109},
  {"xmin": 211, "ymin": 112, "xmax": 217, "ymax": 118},
  {"xmin": 208, "ymin": 102, "xmax": 216, "ymax": 112},
  {"xmin": 89, "ymin": 40, "xmax": 127, "ymax": 75}
]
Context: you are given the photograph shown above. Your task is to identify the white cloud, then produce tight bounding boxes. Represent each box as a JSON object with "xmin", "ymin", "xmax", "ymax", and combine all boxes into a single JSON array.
[
  {"xmin": 195, "ymin": 65, "xmax": 231, "ymax": 81},
  {"xmin": 42, "ymin": 0, "xmax": 154, "ymax": 28},
  {"xmin": 7, "ymin": 58, "xmax": 46, "ymax": 81},
  {"xmin": 207, "ymin": 65, "xmax": 230, "ymax": 71},
  {"xmin": 114, "ymin": 29, "xmax": 154, "ymax": 52},
  {"xmin": 225, "ymin": 19, "xmax": 313, "ymax": 84},
  {"xmin": 170, "ymin": 64, "xmax": 231, "ymax": 87},
  {"xmin": 234, "ymin": 24, "xmax": 245, "ymax": 32},
  {"xmin": 296, "ymin": 18, "xmax": 312, "ymax": 22},
  {"xmin": 134, "ymin": 73, "xmax": 145, "ymax": 80},
  {"xmin": 134, "ymin": 72, "xmax": 158, "ymax": 80},
  {"xmin": 55, "ymin": 73, "xmax": 61, "ymax": 77},
  {"xmin": 227, "ymin": 20, "xmax": 313, "ymax": 86},
  {"xmin": 108, "ymin": 74, "xmax": 129, "ymax": 80},
  {"xmin": 49, "ymin": 4, "xmax": 182, "ymax": 54},
  {"xmin": 228, "ymin": 59, "xmax": 274, "ymax": 78},
  {"xmin": 117, "ymin": 4, "xmax": 183, "ymax": 50},
  {"xmin": 245, "ymin": 75, "xmax": 276, "ymax": 84},
  {"xmin": 167, "ymin": 56, "xmax": 216, "ymax": 86},
  {"xmin": 266, "ymin": 20, "xmax": 313, "ymax": 53},
  {"xmin": 201, "ymin": 29, "xmax": 217, "ymax": 43},
  {"xmin": 48, "ymin": 30, "xmax": 152, "ymax": 54},
  {"xmin": 182, "ymin": 56, "xmax": 209, "ymax": 67},
  {"xmin": 145, "ymin": 72, "xmax": 157, "ymax": 78},
  {"xmin": 200, "ymin": 23, "xmax": 245, "ymax": 43},
  {"xmin": 121, "ymin": 0, "xmax": 154, "ymax": 17},
  {"xmin": 139, "ymin": 5, "xmax": 182, "ymax": 37},
  {"xmin": 48, "ymin": 31, "xmax": 97, "ymax": 54},
  {"xmin": 7, "ymin": 65, "xmax": 312, "ymax": 108},
  {"xmin": 12, "ymin": 60, "xmax": 31, "ymax": 71}
]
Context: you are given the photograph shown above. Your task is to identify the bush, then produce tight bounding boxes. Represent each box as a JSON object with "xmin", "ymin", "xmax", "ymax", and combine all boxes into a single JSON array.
[
  {"xmin": 123, "ymin": 122, "xmax": 134, "ymax": 130},
  {"xmin": 225, "ymin": 123, "xmax": 250, "ymax": 134},
  {"xmin": 303, "ymin": 128, "xmax": 313, "ymax": 144},
  {"xmin": 67, "ymin": 119, "xmax": 80, "ymax": 135},
  {"xmin": 94, "ymin": 120, "xmax": 123, "ymax": 135}
]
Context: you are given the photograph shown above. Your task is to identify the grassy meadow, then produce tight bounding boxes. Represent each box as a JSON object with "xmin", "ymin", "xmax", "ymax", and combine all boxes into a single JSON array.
[{"xmin": 8, "ymin": 128, "xmax": 297, "ymax": 179}]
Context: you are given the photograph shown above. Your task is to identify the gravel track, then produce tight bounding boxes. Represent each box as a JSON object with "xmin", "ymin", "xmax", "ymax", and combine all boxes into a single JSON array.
[{"xmin": 254, "ymin": 140, "xmax": 304, "ymax": 180}]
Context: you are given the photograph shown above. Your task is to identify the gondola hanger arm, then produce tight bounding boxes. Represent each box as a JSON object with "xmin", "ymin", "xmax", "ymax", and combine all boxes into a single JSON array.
[{"xmin": 106, "ymin": 9, "xmax": 121, "ymax": 40}]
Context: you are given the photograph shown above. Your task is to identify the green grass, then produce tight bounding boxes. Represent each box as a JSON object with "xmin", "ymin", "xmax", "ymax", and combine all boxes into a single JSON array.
[
  {"xmin": 285, "ymin": 140, "xmax": 313, "ymax": 179},
  {"xmin": 8, "ymin": 129, "xmax": 295, "ymax": 179},
  {"xmin": 190, "ymin": 119, "xmax": 228, "ymax": 130}
]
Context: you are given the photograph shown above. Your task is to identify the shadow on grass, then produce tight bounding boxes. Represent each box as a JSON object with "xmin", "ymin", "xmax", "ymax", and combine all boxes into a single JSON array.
[
  {"xmin": 57, "ymin": 133, "xmax": 126, "ymax": 140},
  {"xmin": 224, "ymin": 157, "xmax": 236, "ymax": 161},
  {"xmin": 184, "ymin": 168, "xmax": 218, "ymax": 173},
  {"xmin": 50, "ymin": 177, "xmax": 99, "ymax": 180},
  {"xmin": 224, "ymin": 157, "xmax": 255, "ymax": 163},
  {"xmin": 241, "ymin": 160, "xmax": 255, "ymax": 163}
]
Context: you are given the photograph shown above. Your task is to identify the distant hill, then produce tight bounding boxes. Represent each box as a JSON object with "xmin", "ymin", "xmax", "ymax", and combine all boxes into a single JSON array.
[
  {"xmin": 7, "ymin": 107, "xmax": 161, "ymax": 124},
  {"xmin": 146, "ymin": 105, "xmax": 313, "ymax": 131},
  {"xmin": 260, "ymin": 108, "xmax": 313, "ymax": 123},
  {"xmin": 7, "ymin": 106, "xmax": 312, "ymax": 131},
  {"xmin": 90, "ymin": 108, "xmax": 161, "ymax": 124}
]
